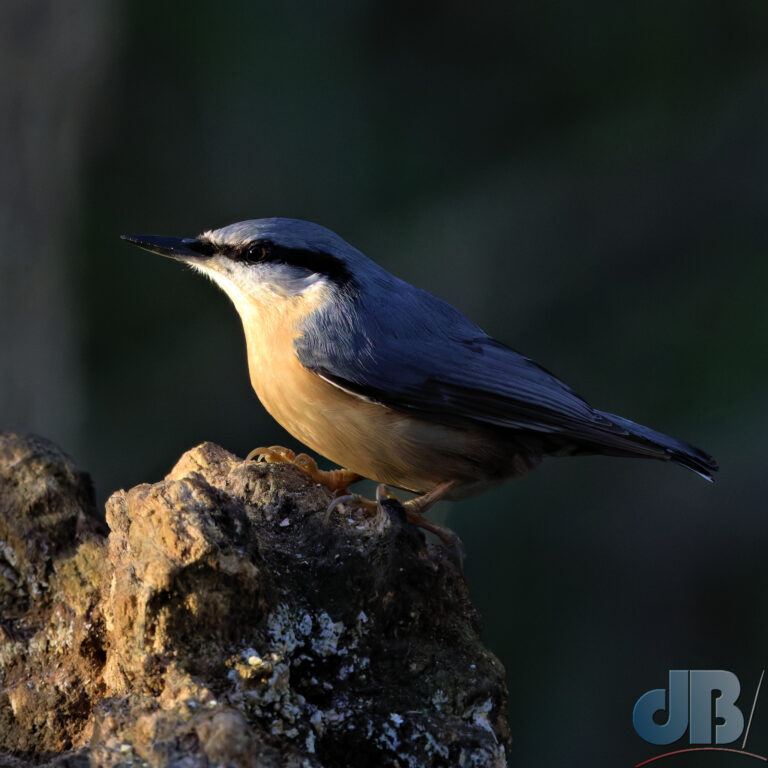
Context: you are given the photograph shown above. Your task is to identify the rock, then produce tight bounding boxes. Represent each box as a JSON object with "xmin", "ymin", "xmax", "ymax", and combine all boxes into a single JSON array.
[
  {"xmin": 0, "ymin": 434, "xmax": 105, "ymax": 757},
  {"xmin": 0, "ymin": 434, "xmax": 509, "ymax": 767}
]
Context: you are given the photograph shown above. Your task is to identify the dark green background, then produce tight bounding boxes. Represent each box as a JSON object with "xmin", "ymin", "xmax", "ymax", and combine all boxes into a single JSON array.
[{"xmin": 3, "ymin": 2, "xmax": 768, "ymax": 765}]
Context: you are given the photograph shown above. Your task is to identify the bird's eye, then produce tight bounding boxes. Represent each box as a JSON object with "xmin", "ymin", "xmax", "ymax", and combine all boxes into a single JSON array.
[{"xmin": 245, "ymin": 243, "xmax": 271, "ymax": 262}]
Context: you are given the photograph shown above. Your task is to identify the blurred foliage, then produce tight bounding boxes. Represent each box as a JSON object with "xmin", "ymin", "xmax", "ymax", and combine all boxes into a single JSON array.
[{"xmin": 4, "ymin": 1, "xmax": 768, "ymax": 765}]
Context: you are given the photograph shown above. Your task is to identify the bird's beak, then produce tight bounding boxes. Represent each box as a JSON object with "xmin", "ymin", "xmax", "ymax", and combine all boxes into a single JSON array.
[{"xmin": 120, "ymin": 234, "xmax": 210, "ymax": 261}]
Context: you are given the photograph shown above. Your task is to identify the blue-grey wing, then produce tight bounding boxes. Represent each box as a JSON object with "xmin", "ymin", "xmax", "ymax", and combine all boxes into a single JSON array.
[
  {"xmin": 294, "ymin": 280, "xmax": 718, "ymax": 478},
  {"xmin": 295, "ymin": 282, "xmax": 617, "ymax": 438}
]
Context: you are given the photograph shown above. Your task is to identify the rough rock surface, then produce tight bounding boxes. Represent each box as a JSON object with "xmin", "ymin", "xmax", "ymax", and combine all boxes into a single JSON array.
[{"xmin": 0, "ymin": 433, "xmax": 509, "ymax": 767}]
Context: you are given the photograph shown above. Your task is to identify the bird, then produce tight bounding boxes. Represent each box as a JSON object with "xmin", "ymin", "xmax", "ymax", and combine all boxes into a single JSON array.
[{"xmin": 122, "ymin": 218, "xmax": 717, "ymax": 544}]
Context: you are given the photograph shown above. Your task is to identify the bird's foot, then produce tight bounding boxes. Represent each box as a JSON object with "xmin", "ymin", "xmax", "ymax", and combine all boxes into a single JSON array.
[
  {"xmin": 325, "ymin": 483, "xmax": 391, "ymax": 521},
  {"xmin": 326, "ymin": 480, "xmax": 462, "ymax": 556},
  {"xmin": 400, "ymin": 481, "xmax": 462, "ymax": 555},
  {"xmin": 246, "ymin": 445, "xmax": 362, "ymax": 494},
  {"xmin": 247, "ymin": 445, "xmax": 297, "ymax": 464}
]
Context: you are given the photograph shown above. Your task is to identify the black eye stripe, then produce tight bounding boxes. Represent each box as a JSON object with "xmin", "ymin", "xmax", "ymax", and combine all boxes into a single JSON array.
[
  {"xmin": 193, "ymin": 238, "xmax": 353, "ymax": 284},
  {"xmin": 239, "ymin": 240, "xmax": 352, "ymax": 283}
]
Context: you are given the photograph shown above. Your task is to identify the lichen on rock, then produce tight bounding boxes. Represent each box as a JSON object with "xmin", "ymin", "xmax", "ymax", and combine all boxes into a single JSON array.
[{"xmin": 0, "ymin": 433, "xmax": 509, "ymax": 767}]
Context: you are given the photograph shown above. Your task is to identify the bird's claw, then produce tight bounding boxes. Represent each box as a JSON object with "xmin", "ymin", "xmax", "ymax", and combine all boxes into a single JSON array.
[
  {"xmin": 246, "ymin": 445, "xmax": 296, "ymax": 464},
  {"xmin": 247, "ymin": 445, "xmax": 361, "ymax": 494},
  {"xmin": 325, "ymin": 486, "xmax": 385, "ymax": 523}
]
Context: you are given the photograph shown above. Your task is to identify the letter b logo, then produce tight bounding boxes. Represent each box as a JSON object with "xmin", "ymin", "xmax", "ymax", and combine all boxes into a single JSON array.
[{"xmin": 633, "ymin": 670, "xmax": 744, "ymax": 745}]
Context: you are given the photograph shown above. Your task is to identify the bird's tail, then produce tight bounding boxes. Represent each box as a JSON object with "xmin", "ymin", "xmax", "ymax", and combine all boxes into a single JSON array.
[{"xmin": 594, "ymin": 410, "xmax": 719, "ymax": 482}]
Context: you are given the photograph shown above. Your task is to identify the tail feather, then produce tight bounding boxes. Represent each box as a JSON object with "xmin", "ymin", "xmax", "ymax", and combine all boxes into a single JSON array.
[{"xmin": 595, "ymin": 410, "xmax": 719, "ymax": 482}]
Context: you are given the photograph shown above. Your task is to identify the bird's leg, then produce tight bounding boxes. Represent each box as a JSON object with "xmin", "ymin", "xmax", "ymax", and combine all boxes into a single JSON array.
[
  {"xmin": 326, "ymin": 480, "xmax": 461, "ymax": 552},
  {"xmin": 292, "ymin": 453, "xmax": 363, "ymax": 494},
  {"xmin": 246, "ymin": 445, "xmax": 362, "ymax": 494},
  {"xmin": 400, "ymin": 481, "xmax": 460, "ymax": 550},
  {"xmin": 400, "ymin": 480, "xmax": 456, "ymax": 516}
]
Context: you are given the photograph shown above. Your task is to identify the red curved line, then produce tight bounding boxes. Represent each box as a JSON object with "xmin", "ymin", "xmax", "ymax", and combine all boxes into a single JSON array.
[{"xmin": 635, "ymin": 747, "xmax": 768, "ymax": 767}]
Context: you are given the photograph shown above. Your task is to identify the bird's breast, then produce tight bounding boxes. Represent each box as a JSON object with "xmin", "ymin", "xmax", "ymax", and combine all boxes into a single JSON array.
[{"xmin": 238, "ymin": 299, "xmax": 385, "ymax": 466}]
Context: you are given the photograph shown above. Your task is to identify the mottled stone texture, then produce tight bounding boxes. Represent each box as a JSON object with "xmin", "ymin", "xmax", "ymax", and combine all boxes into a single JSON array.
[{"xmin": 0, "ymin": 433, "xmax": 509, "ymax": 767}]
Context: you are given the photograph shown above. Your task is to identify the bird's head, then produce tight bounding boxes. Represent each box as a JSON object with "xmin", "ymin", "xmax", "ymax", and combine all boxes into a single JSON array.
[{"xmin": 122, "ymin": 218, "xmax": 370, "ymax": 318}]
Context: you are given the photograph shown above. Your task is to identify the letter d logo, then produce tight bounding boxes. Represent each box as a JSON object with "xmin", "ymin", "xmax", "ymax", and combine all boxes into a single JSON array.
[{"xmin": 633, "ymin": 670, "xmax": 689, "ymax": 745}]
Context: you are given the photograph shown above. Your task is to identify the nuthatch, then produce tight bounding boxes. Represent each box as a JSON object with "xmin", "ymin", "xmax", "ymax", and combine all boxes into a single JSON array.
[{"xmin": 122, "ymin": 219, "xmax": 717, "ymax": 541}]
